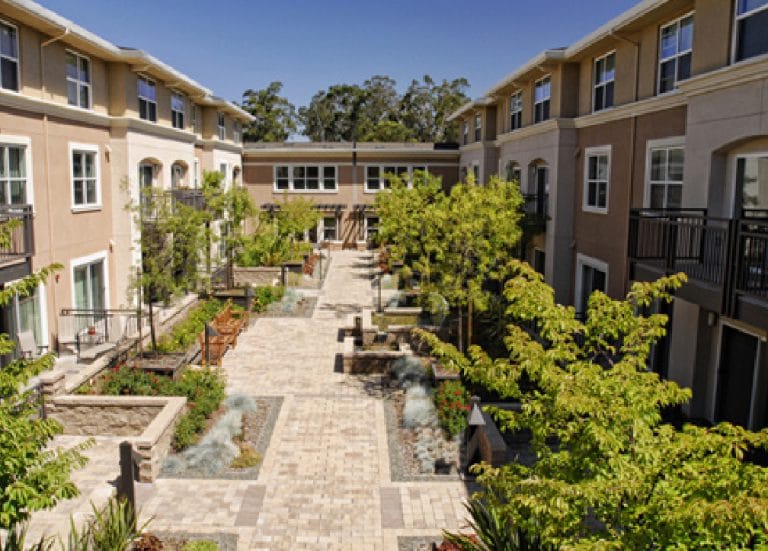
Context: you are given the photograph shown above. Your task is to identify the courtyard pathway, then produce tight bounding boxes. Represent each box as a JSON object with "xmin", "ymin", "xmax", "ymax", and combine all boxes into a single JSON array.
[{"xmin": 140, "ymin": 250, "xmax": 470, "ymax": 550}]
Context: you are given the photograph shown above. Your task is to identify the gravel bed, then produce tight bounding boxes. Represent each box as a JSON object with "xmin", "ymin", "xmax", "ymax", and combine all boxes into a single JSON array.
[{"xmin": 160, "ymin": 396, "xmax": 283, "ymax": 480}]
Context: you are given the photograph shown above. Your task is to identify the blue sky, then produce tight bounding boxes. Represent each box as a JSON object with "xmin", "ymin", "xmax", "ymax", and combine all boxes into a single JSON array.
[{"xmin": 40, "ymin": 0, "xmax": 639, "ymax": 108}]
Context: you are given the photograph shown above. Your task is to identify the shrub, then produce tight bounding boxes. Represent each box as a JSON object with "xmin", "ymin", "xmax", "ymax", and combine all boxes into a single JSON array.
[
  {"xmin": 153, "ymin": 299, "xmax": 222, "ymax": 354},
  {"xmin": 251, "ymin": 285, "xmax": 284, "ymax": 312},
  {"xmin": 230, "ymin": 444, "xmax": 261, "ymax": 469},
  {"xmin": 182, "ymin": 541, "xmax": 219, "ymax": 551},
  {"xmin": 435, "ymin": 380, "xmax": 470, "ymax": 437}
]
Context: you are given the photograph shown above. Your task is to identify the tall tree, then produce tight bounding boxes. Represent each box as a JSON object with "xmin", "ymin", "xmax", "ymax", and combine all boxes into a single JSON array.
[
  {"xmin": 299, "ymin": 83, "xmax": 367, "ymax": 142},
  {"xmin": 399, "ymin": 75, "xmax": 470, "ymax": 143},
  {"xmin": 241, "ymin": 82, "xmax": 298, "ymax": 142},
  {"xmin": 419, "ymin": 265, "xmax": 768, "ymax": 549}
]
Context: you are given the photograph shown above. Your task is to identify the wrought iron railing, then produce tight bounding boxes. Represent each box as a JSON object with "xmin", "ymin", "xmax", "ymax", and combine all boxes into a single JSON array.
[
  {"xmin": 170, "ymin": 188, "xmax": 206, "ymax": 211},
  {"xmin": 58, "ymin": 308, "xmax": 145, "ymax": 358}
]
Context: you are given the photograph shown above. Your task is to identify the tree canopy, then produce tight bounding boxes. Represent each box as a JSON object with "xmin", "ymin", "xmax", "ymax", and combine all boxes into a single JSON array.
[
  {"xmin": 416, "ymin": 263, "xmax": 768, "ymax": 549},
  {"xmin": 240, "ymin": 82, "xmax": 298, "ymax": 142}
]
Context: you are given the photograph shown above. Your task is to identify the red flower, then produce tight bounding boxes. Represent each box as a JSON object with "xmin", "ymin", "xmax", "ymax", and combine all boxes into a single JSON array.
[{"xmin": 465, "ymin": 405, "xmax": 471, "ymax": 411}]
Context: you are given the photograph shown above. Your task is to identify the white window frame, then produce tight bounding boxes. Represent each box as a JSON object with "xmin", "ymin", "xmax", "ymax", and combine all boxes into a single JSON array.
[
  {"xmin": 365, "ymin": 215, "xmax": 379, "ymax": 241},
  {"xmin": 171, "ymin": 92, "xmax": 185, "ymax": 129},
  {"xmin": 509, "ymin": 91, "xmax": 522, "ymax": 131},
  {"xmin": 233, "ymin": 122, "xmax": 241, "ymax": 144},
  {"xmin": 575, "ymin": 252, "xmax": 608, "ymax": 315},
  {"xmin": 733, "ymin": 1, "xmax": 768, "ymax": 63},
  {"xmin": 644, "ymin": 136, "xmax": 685, "ymax": 209},
  {"xmin": 583, "ymin": 145, "xmax": 611, "ymax": 214},
  {"xmin": 7, "ymin": 278, "xmax": 49, "ymax": 350},
  {"xmin": 193, "ymin": 158, "xmax": 200, "ymax": 189},
  {"xmin": 0, "ymin": 19, "xmax": 20, "ymax": 92},
  {"xmin": 70, "ymin": 250, "xmax": 110, "ymax": 312},
  {"xmin": 171, "ymin": 162, "xmax": 186, "ymax": 189},
  {"xmin": 658, "ymin": 12, "xmax": 694, "ymax": 94},
  {"xmin": 69, "ymin": 142, "xmax": 101, "ymax": 211},
  {"xmin": 65, "ymin": 50, "xmax": 91, "ymax": 109},
  {"xmin": 0, "ymin": 135, "xmax": 33, "ymax": 208},
  {"xmin": 474, "ymin": 113, "xmax": 482, "ymax": 142},
  {"xmin": 533, "ymin": 75, "xmax": 551, "ymax": 124},
  {"xmin": 364, "ymin": 164, "xmax": 425, "ymax": 193},
  {"xmin": 593, "ymin": 51, "xmax": 615, "ymax": 112},
  {"xmin": 274, "ymin": 164, "xmax": 338, "ymax": 193},
  {"xmin": 217, "ymin": 113, "xmax": 226, "ymax": 140},
  {"xmin": 322, "ymin": 215, "xmax": 338, "ymax": 242},
  {"xmin": 137, "ymin": 75, "xmax": 157, "ymax": 122},
  {"xmin": 462, "ymin": 122, "xmax": 468, "ymax": 145}
]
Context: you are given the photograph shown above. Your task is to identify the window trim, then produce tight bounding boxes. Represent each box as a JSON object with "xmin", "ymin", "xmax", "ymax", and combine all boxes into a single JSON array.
[
  {"xmin": 0, "ymin": 18, "xmax": 20, "ymax": 93},
  {"xmin": 474, "ymin": 113, "xmax": 482, "ymax": 142},
  {"xmin": 193, "ymin": 158, "xmax": 200, "ymax": 189},
  {"xmin": 137, "ymin": 75, "xmax": 157, "ymax": 123},
  {"xmin": 644, "ymin": 136, "xmax": 686, "ymax": 208},
  {"xmin": 733, "ymin": 1, "xmax": 768, "ymax": 63},
  {"xmin": 364, "ymin": 164, "xmax": 427, "ymax": 193},
  {"xmin": 657, "ymin": 11, "xmax": 694, "ymax": 95},
  {"xmin": 321, "ymin": 215, "xmax": 339, "ymax": 242},
  {"xmin": 533, "ymin": 75, "xmax": 551, "ymax": 124},
  {"xmin": 462, "ymin": 122, "xmax": 468, "ymax": 145},
  {"xmin": 582, "ymin": 145, "xmax": 611, "ymax": 214},
  {"xmin": 0, "ymin": 134, "xmax": 34, "ymax": 209},
  {"xmin": 364, "ymin": 215, "xmax": 379, "ymax": 241},
  {"xmin": 509, "ymin": 91, "xmax": 523, "ymax": 131},
  {"xmin": 274, "ymin": 163, "xmax": 338, "ymax": 193},
  {"xmin": 575, "ymin": 252, "xmax": 609, "ymax": 315},
  {"xmin": 170, "ymin": 92, "xmax": 185, "ymax": 130},
  {"xmin": 65, "ymin": 49, "xmax": 91, "ymax": 109},
  {"xmin": 217, "ymin": 112, "xmax": 226, "ymax": 140},
  {"xmin": 70, "ymin": 250, "xmax": 110, "ymax": 313},
  {"xmin": 592, "ymin": 50, "xmax": 616, "ymax": 112},
  {"xmin": 69, "ymin": 142, "xmax": 101, "ymax": 211}
]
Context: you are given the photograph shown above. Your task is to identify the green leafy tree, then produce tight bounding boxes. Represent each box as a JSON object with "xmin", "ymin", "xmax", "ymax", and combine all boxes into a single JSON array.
[
  {"xmin": 299, "ymin": 83, "xmax": 367, "ymax": 142},
  {"xmin": 398, "ymin": 75, "xmax": 470, "ymax": 143},
  {"xmin": 418, "ymin": 263, "xmax": 768, "ymax": 549},
  {"xmin": 240, "ymin": 82, "xmax": 298, "ymax": 142},
  {"xmin": 376, "ymin": 172, "xmax": 522, "ymax": 351},
  {"xmin": 0, "ymin": 223, "xmax": 91, "ymax": 541}
]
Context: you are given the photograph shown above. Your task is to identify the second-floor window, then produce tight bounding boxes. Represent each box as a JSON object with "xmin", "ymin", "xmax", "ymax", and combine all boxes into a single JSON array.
[
  {"xmin": 276, "ymin": 165, "xmax": 336, "ymax": 191},
  {"xmin": 217, "ymin": 113, "xmax": 226, "ymax": 140},
  {"xmin": 474, "ymin": 113, "xmax": 482, "ymax": 142},
  {"xmin": 0, "ymin": 144, "xmax": 27, "ymax": 205},
  {"xmin": 462, "ymin": 122, "xmax": 468, "ymax": 145},
  {"xmin": 66, "ymin": 52, "xmax": 90, "ymax": 109},
  {"xmin": 366, "ymin": 165, "xmax": 425, "ymax": 191},
  {"xmin": 171, "ymin": 93, "xmax": 185, "ymax": 129},
  {"xmin": 534, "ymin": 76, "xmax": 551, "ymax": 123},
  {"xmin": 0, "ymin": 21, "xmax": 19, "ymax": 92},
  {"xmin": 658, "ymin": 14, "xmax": 693, "ymax": 94},
  {"xmin": 593, "ymin": 52, "xmax": 615, "ymax": 111},
  {"xmin": 735, "ymin": 0, "xmax": 768, "ymax": 61},
  {"xmin": 648, "ymin": 146, "xmax": 684, "ymax": 208},
  {"xmin": 584, "ymin": 146, "xmax": 610, "ymax": 212},
  {"xmin": 71, "ymin": 148, "xmax": 99, "ymax": 208},
  {"xmin": 233, "ymin": 122, "xmax": 241, "ymax": 143},
  {"xmin": 138, "ymin": 76, "xmax": 157, "ymax": 122},
  {"xmin": 509, "ymin": 92, "xmax": 522, "ymax": 131}
]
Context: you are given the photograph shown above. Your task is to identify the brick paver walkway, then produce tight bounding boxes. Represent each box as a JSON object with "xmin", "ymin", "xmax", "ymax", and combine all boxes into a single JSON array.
[{"xmin": 27, "ymin": 251, "xmax": 471, "ymax": 550}]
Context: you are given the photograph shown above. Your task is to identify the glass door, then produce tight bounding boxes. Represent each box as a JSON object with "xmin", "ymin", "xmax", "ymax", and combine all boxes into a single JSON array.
[
  {"xmin": 73, "ymin": 260, "xmax": 105, "ymax": 331},
  {"xmin": 736, "ymin": 155, "xmax": 768, "ymax": 218}
]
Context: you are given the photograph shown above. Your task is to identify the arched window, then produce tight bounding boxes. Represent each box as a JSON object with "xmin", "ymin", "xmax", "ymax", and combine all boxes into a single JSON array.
[
  {"xmin": 171, "ymin": 162, "xmax": 187, "ymax": 189},
  {"xmin": 505, "ymin": 161, "xmax": 521, "ymax": 183}
]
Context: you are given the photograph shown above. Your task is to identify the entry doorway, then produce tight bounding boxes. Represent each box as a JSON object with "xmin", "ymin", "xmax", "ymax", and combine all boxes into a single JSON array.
[{"xmin": 716, "ymin": 324, "xmax": 767, "ymax": 429}]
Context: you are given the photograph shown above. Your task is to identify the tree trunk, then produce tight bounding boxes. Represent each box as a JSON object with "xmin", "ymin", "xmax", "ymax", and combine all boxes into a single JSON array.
[
  {"xmin": 457, "ymin": 304, "xmax": 464, "ymax": 353},
  {"xmin": 205, "ymin": 221, "xmax": 211, "ymax": 279},
  {"xmin": 148, "ymin": 297, "xmax": 157, "ymax": 358},
  {"xmin": 468, "ymin": 300, "xmax": 473, "ymax": 349}
]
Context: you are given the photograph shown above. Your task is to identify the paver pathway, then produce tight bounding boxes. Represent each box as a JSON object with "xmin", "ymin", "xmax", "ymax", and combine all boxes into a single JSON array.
[{"xmin": 28, "ymin": 251, "xmax": 471, "ymax": 550}]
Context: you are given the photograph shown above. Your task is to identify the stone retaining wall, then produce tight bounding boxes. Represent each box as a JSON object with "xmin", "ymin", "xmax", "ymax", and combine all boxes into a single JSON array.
[
  {"xmin": 233, "ymin": 266, "xmax": 281, "ymax": 287},
  {"xmin": 47, "ymin": 395, "xmax": 186, "ymax": 482},
  {"xmin": 477, "ymin": 410, "xmax": 508, "ymax": 467}
]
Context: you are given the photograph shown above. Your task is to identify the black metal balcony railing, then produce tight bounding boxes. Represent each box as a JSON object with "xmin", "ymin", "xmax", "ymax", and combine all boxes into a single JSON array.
[
  {"xmin": 0, "ymin": 204, "xmax": 33, "ymax": 262},
  {"xmin": 629, "ymin": 208, "xmax": 768, "ymax": 324},
  {"xmin": 521, "ymin": 193, "xmax": 548, "ymax": 233},
  {"xmin": 170, "ymin": 188, "xmax": 206, "ymax": 211},
  {"xmin": 141, "ymin": 190, "xmax": 207, "ymax": 220}
]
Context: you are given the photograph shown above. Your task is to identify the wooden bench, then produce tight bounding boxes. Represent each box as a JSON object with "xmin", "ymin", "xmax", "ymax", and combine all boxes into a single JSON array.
[
  {"xmin": 197, "ymin": 331, "xmax": 232, "ymax": 366},
  {"xmin": 212, "ymin": 304, "xmax": 248, "ymax": 336}
]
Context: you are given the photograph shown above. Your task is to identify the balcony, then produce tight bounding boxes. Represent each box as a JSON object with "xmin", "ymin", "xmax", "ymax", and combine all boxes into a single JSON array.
[
  {"xmin": 0, "ymin": 205, "xmax": 34, "ymax": 283},
  {"xmin": 170, "ymin": 188, "xmax": 206, "ymax": 211},
  {"xmin": 521, "ymin": 193, "xmax": 548, "ymax": 232},
  {"xmin": 628, "ymin": 209, "xmax": 768, "ymax": 327}
]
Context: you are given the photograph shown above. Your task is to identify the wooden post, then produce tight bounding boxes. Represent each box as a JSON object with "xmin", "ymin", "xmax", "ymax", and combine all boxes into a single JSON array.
[{"xmin": 117, "ymin": 441, "xmax": 137, "ymax": 524}]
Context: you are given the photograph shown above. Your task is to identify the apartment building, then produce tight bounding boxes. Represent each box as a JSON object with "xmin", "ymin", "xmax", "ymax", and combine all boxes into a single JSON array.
[
  {"xmin": 0, "ymin": 0, "xmax": 252, "ymax": 355},
  {"xmin": 242, "ymin": 142, "xmax": 460, "ymax": 249},
  {"xmin": 451, "ymin": 0, "xmax": 768, "ymax": 429}
]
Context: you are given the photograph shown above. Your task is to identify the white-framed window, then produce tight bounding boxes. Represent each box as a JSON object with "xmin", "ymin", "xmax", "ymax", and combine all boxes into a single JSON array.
[
  {"xmin": 575, "ymin": 253, "xmax": 608, "ymax": 316},
  {"xmin": 462, "ymin": 122, "xmax": 468, "ymax": 145},
  {"xmin": 275, "ymin": 165, "xmax": 337, "ymax": 192},
  {"xmin": 66, "ymin": 51, "xmax": 91, "ymax": 109},
  {"xmin": 171, "ymin": 162, "xmax": 186, "ymax": 189},
  {"xmin": 734, "ymin": 0, "xmax": 768, "ymax": 62},
  {"xmin": 583, "ymin": 146, "xmax": 611, "ymax": 213},
  {"xmin": 217, "ymin": 112, "xmax": 226, "ymax": 140},
  {"xmin": 504, "ymin": 161, "xmax": 521, "ymax": 183},
  {"xmin": 509, "ymin": 91, "xmax": 522, "ymax": 131},
  {"xmin": 365, "ymin": 215, "xmax": 379, "ymax": 241},
  {"xmin": 646, "ymin": 139, "xmax": 684, "ymax": 209},
  {"xmin": 322, "ymin": 215, "xmax": 337, "ymax": 241},
  {"xmin": 365, "ymin": 165, "xmax": 425, "ymax": 192},
  {"xmin": 137, "ymin": 76, "xmax": 157, "ymax": 122},
  {"xmin": 534, "ymin": 76, "xmax": 551, "ymax": 123},
  {"xmin": 233, "ymin": 122, "xmax": 241, "ymax": 144},
  {"xmin": 659, "ymin": 13, "xmax": 693, "ymax": 94},
  {"xmin": 736, "ymin": 153, "xmax": 768, "ymax": 216},
  {"xmin": 193, "ymin": 158, "xmax": 200, "ymax": 189},
  {"xmin": 171, "ymin": 93, "xmax": 185, "ymax": 129},
  {"xmin": 71, "ymin": 252, "xmax": 108, "ymax": 329},
  {"xmin": 10, "ymin": 283, "xmax": 47, "ymax": 351},
  {"xmin": 70, "ymin": 144, "xmax": 100, "ymax": 209},
  {"xmin": 593, "ymin": 51, "xmax": 615, "ymax": 111},
  {"xmin": 0, "ymin": 141, "xmax": 29, "ymax": 205},
  {"xmin": 474, "ymin": 113, "xmax": 482, "ymax": 142},
  {"xmin": 0, "ymin": 21, "xmax": 19, "ymax": 92}
]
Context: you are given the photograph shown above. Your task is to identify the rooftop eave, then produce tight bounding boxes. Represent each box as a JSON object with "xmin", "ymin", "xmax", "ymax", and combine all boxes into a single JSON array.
[
  {"xmin": 486, "ymin": 49, "xmax": 567, "ymax": 97},
  {"xmin": 447, "ymin": 96, "xmax": 493, "ymax": 122}
]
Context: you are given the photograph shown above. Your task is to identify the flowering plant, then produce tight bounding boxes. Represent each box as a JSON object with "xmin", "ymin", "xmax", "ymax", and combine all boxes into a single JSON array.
[{"xmin": 434, "ymin": 379, "xmax": 470, "ymax": 437}]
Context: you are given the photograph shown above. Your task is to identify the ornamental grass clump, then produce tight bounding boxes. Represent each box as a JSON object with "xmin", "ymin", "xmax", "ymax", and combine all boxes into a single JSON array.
[
  {"xmin": 390, "ymin": 355, "xmax": 427, "ymax": 389},
  {"xmin": 434, "ymin": 380, "xmax": 471, "ymax": 437},
  {"xmin": 402, "ymin": 384, "xmax": 437, "ymax": 429}
]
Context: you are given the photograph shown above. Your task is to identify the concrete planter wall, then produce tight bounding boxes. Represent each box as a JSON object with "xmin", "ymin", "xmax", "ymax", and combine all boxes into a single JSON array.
[
  {"xmin": 46, "ymin": 395, "xmax": 186, "ymax": 482},
  {"xmin": 341, "ymin": 336, "xmax": 415, "ymax": 374},
  {"xmin": 232, "ymin": 266, "xmax": 282, "ymax": 287}
]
